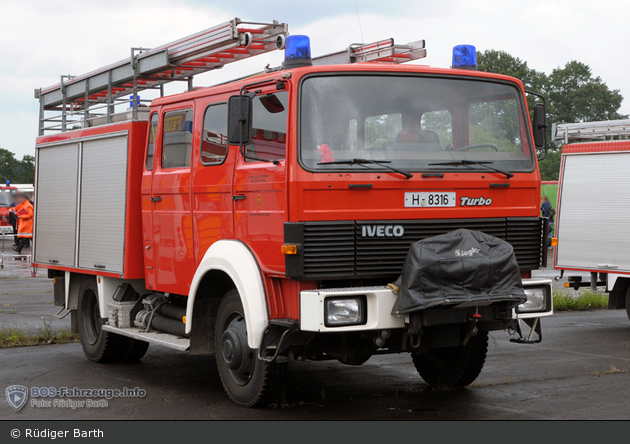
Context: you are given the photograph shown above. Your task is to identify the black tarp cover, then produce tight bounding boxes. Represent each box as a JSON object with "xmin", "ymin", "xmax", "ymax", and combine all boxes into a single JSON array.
[{"xmin": 391, "ymin": 229, "xmax": 526, "ymax": 314}]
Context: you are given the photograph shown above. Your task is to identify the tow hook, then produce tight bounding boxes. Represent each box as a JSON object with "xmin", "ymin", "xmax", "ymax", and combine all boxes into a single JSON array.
[{"xmin": 408, "ymin": 328, "xmax": 422, "ymax": 349}]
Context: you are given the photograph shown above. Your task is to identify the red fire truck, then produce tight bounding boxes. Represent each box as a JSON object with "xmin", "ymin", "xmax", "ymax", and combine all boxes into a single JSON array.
[
  {"xmin": 33, "ymin": 18, "xmax": 553, "ymax": 407},
  {"xmin": 553, "ymin": 120, "xmax": 630, "ymax": 316},
  {"xmin": 0, "ymin": 183, "xmax": 18, "ymax": 235}
]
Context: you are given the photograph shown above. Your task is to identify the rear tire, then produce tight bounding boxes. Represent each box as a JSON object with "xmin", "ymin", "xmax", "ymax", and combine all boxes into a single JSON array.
[
  {"xmin": 412, "ymin": 330, "xmax": 488, "ymax": 389},
  {"xmin": 77, "ymin": 278, "xmax": 128, "ymax": 363},
  {"xmin": 625, "ymin": 286, "xmax": 630, "ymax": 322},
  {"xmin": 215, "ymin": 289, "xmax": 286, "ymax": 407}
]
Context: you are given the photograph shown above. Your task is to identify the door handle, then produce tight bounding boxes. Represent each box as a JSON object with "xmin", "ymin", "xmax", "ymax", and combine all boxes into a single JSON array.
[
  {"xmin": 232, "ymin": 195, "xmax": 247, "ymax": 201},
  {"xmin": 150, "ymin": 196, "xmax": 162, "ymax": 202}
]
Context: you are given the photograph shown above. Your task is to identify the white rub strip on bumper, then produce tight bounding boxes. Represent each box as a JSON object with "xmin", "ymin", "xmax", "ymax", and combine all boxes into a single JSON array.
[{"xmin": 300, "ymin": 286, "xmax": 405, "ymax": 332}]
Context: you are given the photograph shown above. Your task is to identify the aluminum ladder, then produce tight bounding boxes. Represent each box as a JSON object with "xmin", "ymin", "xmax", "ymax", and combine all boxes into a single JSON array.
[
  {"xmin": 552, "ymin": 119, "xmax": 630, "ymax": 143},
  {"xmin": 36, "ymin": 18, "xmax": 289, "ymax": 135}
]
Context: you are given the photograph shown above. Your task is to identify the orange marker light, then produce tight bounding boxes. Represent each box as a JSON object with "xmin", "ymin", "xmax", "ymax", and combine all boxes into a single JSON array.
[
  {"xmin": 182, "ymin": 316, "xmax": 186, "ymax": 324},
  {"xmin": 551, "ymin": 238, "xmax": 558, "ymax": 246},
  {"xmin": 281, "ymin": 244, "xmax": 298, "ymax": 255},
  {"xmin": 564, "ymin": 283, "xmax": 570, "ymax": 288}
]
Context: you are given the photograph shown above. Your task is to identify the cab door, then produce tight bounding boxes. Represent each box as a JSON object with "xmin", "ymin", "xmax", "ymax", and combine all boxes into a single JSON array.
[
  {"xmin": 192, "ymin": 101, "xmax": 236, "ymax": 262},
  {"xmin": 150, "ymin": 106, "xmax": 196, "ymax": 294},
  {"xmin": 141, "ymin": 113, "xmax": 159, "ymax": 290},
  {"xmin": 233, "ymin": 91, "xmax": 289, "ymax": 275}
]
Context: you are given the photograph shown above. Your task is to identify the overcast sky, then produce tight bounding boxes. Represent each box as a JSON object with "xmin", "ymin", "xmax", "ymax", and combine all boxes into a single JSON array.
[{"xmin": 1, "ymin": 0, "xmax": 629, "ymax": 159}]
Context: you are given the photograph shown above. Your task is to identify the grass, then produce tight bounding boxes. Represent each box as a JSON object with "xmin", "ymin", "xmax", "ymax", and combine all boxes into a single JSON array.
[
  {"xmin": 553, "ymin": 290, "xmax": 609, "ymax": 311},
  {"xmin": 0, "ymin": 316, "xmax": 78, "ymax": 348},
  {"xmin": 591, "ymin": 365, "xmax": 628, "ymax": 377}
]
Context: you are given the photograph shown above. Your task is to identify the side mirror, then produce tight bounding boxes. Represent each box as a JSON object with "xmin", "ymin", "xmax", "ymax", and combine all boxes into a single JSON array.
[
  {"xmin": 228, "ymin": 95, "xmax": 252, "ymax": 146},
  {"xmin": 533, "ymin": 103, "xmax": 548, "ymax": 160}
]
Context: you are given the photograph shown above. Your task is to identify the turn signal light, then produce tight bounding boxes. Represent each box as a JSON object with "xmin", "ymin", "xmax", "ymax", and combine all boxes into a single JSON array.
[
  {"xmin": 281, "ymin": 244, "xmax": 298, "ymax": 255},
  {"xmin": 564, "ymin": 283, "xmax": 570, "ymax": 288},
  {"xmin": 551, "ymin": 238, "xmax": 558, "ymax": 246},
  {"xmin": 182, "ymin": 316, "xmax": 186, "ymax": 324}
]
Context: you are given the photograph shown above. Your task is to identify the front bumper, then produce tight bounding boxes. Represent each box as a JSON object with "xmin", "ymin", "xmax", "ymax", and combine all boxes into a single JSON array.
[
  {"xmin": 0, "ymin": 225, "xmax": 13, "ymax": 234},
  {"xmin": 299, "ymin": 278, "xmax": 553, "ymax": 332}
]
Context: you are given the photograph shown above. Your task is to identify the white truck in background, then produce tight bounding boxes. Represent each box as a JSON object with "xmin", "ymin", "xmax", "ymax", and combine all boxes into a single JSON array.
[{"xmin": 553, "ymin": 120, "xmax": 630, "ymax": 319}]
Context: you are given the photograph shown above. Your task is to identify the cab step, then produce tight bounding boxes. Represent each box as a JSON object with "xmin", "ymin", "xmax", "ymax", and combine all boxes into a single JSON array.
[{"xmin": 102, "ymin": 325, "xmax": 190, "ymax": 351}]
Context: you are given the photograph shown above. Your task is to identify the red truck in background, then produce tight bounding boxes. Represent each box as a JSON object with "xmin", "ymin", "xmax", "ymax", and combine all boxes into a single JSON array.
[
  {"xmin": 33, "ymin": 18, "xmax": 553, "ymax": 407},
  {"xmin": 0, "ymin": 184, "xmax": 17, "ymax": 235},
  {"xmin": 553, "ymin": 120, "xmax": 630, "ymax": 319}
]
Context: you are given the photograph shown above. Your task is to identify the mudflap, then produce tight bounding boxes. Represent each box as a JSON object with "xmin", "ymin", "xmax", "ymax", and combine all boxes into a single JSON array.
[{"xmin": 510, "ymin": 317, "xmax": 542, "ymax": 344}]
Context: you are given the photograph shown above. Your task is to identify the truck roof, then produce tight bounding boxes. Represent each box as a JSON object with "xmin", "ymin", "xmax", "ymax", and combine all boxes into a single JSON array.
[
  {"xmin": 562, "ymin": 140, "xmax": 630, "ymax": 154},
  {"xmin": 151, "ymin": 64, "xmax": 526, "ymax": 107}
]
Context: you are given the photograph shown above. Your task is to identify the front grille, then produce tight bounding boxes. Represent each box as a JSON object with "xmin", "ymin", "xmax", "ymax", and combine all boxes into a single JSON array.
[{"xmin": 285, "ymin": 217, "xmax": 544, "ymax": 280}]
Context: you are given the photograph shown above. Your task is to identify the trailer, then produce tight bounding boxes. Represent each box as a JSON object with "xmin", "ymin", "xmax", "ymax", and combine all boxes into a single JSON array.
[
  {"xmin": 33, "ymin": 18, "xmax": 553, "ymax": 407},
  {"xmin": 553, "ymin": 120, "xmax": 630, "ymax": 316}
]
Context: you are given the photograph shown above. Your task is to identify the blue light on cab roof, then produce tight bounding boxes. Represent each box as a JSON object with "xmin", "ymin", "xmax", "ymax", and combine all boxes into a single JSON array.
[
  {"xmin": 284, "ymin": 35, "xmax": 312, "ymax": 68},
  {"xmin": 452, "ymin": 45, "xmax": 477, "ymax": 70}
]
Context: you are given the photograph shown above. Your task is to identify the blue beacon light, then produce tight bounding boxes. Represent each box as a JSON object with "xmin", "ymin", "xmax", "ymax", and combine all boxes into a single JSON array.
[
  {"xmin": 452, "ymin": 45, "xmax": 477, "ymax": 70},
  {"xmin": 284, "ymin": 35, "xmax": 312, "ymax": 69}
]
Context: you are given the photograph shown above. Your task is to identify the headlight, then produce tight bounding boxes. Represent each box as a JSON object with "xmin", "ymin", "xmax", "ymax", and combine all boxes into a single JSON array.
[
  {"xmin": 325, "ymin": 297, "xmax": 366, "ymax": 326},
  {"xmin": 519, "ymin": 287, "xmax": 547, "ymax": 313}
]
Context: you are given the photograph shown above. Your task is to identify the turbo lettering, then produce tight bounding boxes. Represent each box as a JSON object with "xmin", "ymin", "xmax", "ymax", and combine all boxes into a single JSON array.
[{"xmin": 460, "ymin": 196, "xmax": 492, "ymax": 207}]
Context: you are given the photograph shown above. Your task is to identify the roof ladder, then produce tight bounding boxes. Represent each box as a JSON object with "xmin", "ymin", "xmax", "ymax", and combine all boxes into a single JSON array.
[
  {"xmin": 312, "ymin": 38, "xmax": 426, "ymax": 66},
  {"xmin": 35, "ymin": 18, "xmax": 289, "ymax": 135},
  {"xmin": 552, "ymin": 120, "xmax": 630, "ymax": 144}
]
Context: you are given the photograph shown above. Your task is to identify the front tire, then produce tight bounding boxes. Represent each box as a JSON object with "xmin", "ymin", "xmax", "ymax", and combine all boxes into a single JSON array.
[
  {"xmin": 77, "ymin": 278, "xmax": 128, "ymax": 363},
  {"xmin": 412, "ymin": 330, "xmax": 488, "ymax": 389},
  {"xmin": 625, "ymin": 285, "xmax": 630, "ymax": 322},
  {"xmin": 215, "ymin": 289, "xmax": 286, "ymax": 407}
]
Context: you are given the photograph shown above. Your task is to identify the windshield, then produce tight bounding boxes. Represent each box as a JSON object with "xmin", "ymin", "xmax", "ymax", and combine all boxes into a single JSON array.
[
  {"xmin": 0, "ymin": 190, "xmax": 15, "ymax": 207},
  {"xmin": 300, "ymin": 75, "xmax": 534, "ymax": 173}
]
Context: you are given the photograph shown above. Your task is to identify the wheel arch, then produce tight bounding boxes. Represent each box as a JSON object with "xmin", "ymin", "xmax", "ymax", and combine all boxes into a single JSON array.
[{"xmin": 186, "ymin": 240, "xmax": 269, "ymax": 349}]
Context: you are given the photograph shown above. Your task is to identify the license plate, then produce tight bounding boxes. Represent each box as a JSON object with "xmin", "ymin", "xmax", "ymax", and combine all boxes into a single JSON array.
[{"xmin": 404, "ymin": 192, "xmax": 456, "ymax": 208}]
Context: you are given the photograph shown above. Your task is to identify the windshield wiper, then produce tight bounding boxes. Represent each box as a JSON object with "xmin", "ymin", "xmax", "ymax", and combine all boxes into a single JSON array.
[
  {"xmin": 318, "ymin": 158, "xmax": 413, "ymax": 179},
  {"xmin": 428, "ymin": 160, "xmax": 513, "ymax": 179}
]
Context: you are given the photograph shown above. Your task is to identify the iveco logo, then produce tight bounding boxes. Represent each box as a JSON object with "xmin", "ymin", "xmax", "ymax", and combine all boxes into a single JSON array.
[{"xmin": 361, "ymin": 225, "xmax": 405, "ymax": 237}]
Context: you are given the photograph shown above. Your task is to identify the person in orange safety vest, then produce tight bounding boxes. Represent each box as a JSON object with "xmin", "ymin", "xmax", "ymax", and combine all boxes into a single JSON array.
[{"xmin": 13, "ymin": 193, "xmax": 33, "ymax": 254}]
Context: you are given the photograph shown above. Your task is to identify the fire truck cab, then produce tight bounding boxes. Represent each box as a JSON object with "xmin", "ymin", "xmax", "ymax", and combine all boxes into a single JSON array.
[{"xmin": 33, "ymin": 19, "xmax": 553, "ymax": 407}]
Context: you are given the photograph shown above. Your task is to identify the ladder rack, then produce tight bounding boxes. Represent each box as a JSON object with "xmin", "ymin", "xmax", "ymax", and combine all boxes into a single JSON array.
[
  {"xmin": 552, "ymin": 120, "xmax": 630, "ymax": 144},
  {"xmin": 312, "ymin": 38, "xmax": 426, "ymax": 66},
  {"xmin": 36, "ymin": 18, "xmax": 288, "ymax": 135}
]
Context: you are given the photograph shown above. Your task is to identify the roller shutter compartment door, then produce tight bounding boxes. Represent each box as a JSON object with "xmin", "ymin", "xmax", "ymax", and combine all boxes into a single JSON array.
[
  {"xmin": 78, "ymin": 136, "xmax": 128, "ymax": 273},
  {"xmin": 557, "ymin": 152, "xmax": 630, "ymax": 272},
  {"xmin": 34, "ymin": 143, "xmax": 79, "ymax": 266}
]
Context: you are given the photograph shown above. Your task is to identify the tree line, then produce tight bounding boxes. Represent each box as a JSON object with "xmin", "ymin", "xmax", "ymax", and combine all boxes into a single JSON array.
[
  {"xmin": 476, "ymin": 50, "xmax": 627, "ymax": 180},
  {"xmin": 0, "ymin": 148, "xmax": 35, "ymax": 184}
]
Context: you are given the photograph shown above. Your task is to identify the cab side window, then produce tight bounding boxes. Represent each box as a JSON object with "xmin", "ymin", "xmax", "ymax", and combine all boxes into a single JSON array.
[
  {"xmin": 146, "ymin": 113, "xmax": 158, "ymax": 171},
  {"xmin": 246, "ymin": 92, "xmax": 288, "ymax": 162},
  {"xmin": 201, "ymin": 103, "xmax": 228, "ymax": 165},
  {"xmin": 161, "ymin": 109, "xmax": 193, "ymax": 168}
]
